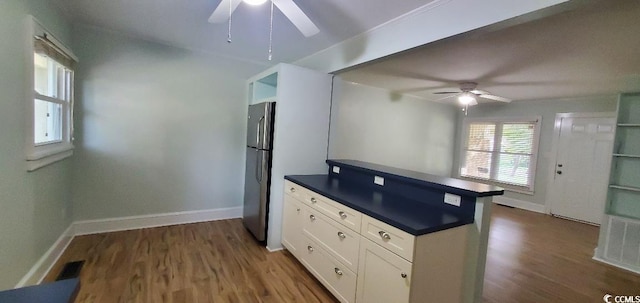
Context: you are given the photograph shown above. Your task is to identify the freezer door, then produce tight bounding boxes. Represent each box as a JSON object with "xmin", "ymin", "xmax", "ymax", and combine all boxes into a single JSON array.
[
  {"xmin": 246, "ymin": 102, "xmax": 275, "ymax": 150},
  {"xmin": 243, "ymin": 148, "xmax": 270, "ymax": 242}
]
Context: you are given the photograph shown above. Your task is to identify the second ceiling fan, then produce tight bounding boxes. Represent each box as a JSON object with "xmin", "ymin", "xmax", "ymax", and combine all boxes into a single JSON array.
[{"xmin": 434, "ymin": 82, "xmax": 512, "ymax": 106}]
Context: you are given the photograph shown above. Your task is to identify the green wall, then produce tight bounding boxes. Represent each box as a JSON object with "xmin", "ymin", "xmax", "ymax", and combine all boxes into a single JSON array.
[
  {"xmin": 0, "ymin": 0, "xmax": 73, "ymax": 290},
  {"xmin": 70, "ymin": 25, "xmax": 263, "ymax": 220}
]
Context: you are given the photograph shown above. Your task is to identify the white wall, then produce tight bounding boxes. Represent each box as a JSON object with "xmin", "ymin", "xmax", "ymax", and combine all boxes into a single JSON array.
[
  {"xmin": 71, "ymin": 25, "xmax": 264, "ymax": 220},
  {"xmin": 452, "ymin": 96, "xmax": 618, "ymax": 207},
  {"xmin": 329, "ymin": 80, "xmax": 458, "ymax": 176},
  {"xmin": 0, "ymin": 0, "xmax": 73, "ymax": 290},
  {"xmin": 296, "ymin": 0, "xmax": 568, "ymax": 73}
]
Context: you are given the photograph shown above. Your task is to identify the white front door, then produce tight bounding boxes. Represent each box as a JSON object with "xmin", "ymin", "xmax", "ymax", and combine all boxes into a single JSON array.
[{"xmin": 549, "ymin": 115, "xmax": 615, "ymax": 224}]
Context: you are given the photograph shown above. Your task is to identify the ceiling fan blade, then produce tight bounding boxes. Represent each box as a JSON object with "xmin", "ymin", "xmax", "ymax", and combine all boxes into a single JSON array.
[
  {"xmin": 470, "ymin": 89, "xmax": 489, "ymax": 95},
  {"xmin": 272, "ymin": 0, "xmax": 319, "ymax": 37},
  {"xmin": 479, "ymin": 94, "xmax": 512, "ymax": 103},
  {"xmin": 208, "ymin": 0, "xmax": 242, "ymax": 23},
  {"xmin": 433, "ymin": 91, "xmax": 460, "ymax": 95},
  {"xmin": 433, "ymin": 93, "xmax": 461, "ymax": 102}
]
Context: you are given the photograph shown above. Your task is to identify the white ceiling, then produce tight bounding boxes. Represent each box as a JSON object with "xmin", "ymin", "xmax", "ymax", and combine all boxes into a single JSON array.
[
  {"xmin": 53, "ymin": 0, "xmax": 437, "ymax": 65},
  {"xmin": 338, "ymin": 0, "xmax": 640, "ymax": 103}
]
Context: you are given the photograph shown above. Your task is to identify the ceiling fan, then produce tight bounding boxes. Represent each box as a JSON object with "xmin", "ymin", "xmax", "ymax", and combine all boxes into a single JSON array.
[
  {"xmin": 208, "ymin": 0, "xmax": 319, "ymax": 37},
  {"xmin": 434, "ymin": 82, "xmax": 512, "ymax": 105},
  {"xmin": 433, "ymin": 82, "xmax": 511, "ymax": 115}
]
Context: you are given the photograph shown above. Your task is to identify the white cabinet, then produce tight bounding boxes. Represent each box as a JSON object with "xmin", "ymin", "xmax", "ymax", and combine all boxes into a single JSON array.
[
  {"xmin": 282, "ymin": 180, "xmax": 469, "ymax": 303},
  {"xmin": 356, "ymin": 237, "xmax": 411, "ymax": 303},
  {"xmin": 282, "ymin": 194, "xmax": 304, "ymax": 258}
]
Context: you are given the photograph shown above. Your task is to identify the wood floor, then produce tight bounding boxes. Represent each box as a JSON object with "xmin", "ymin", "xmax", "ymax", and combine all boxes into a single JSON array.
[{"xmin": 44, "ymin": 205, "xmax": 640, "ymax": 303}]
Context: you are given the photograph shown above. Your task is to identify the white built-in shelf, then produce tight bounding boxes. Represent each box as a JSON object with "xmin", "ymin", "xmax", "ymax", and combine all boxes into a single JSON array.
[
  {"xmin": 613, "ymin": 154, "xmax": 640, "ymax": 158},
  {"xmin": 617, "ymin": 123, "xmax": 640, "ymax": 127},
  {"xmin": 609, "ymin": 184, "xmax": 640, "ymax": 193}
]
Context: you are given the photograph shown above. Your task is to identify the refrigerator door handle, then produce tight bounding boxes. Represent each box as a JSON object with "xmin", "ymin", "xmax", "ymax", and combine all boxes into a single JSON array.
[
  {"xmin": 255, "ymin": 150, "xmax": 263, "ymax": 182},
  {"xmin": 256, "ymin": 116, "xmax": 264, "ymax": 147}
]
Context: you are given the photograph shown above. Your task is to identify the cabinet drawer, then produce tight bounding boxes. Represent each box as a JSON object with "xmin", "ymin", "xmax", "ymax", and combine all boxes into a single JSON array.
[
  {"xmin": 309, "ymin": 194, "xmax": 361, "ymax": 233},
  {"xmin": 285, "ymin": 180, "xmax": 362, "ymax": 232},
  {"xmin": 361, "ymin": 215, "xmax": 415, "ymax": 262},
  {"xmin": 301, "ymin": 238, "xmax": 357, "ymax": 303},
  {"xmin": 303, "ymin": 207, "xmax": 360, "ymax": 272},
  {"xmin": 284, "ymin": 180, "xmax": 309, "ymax": 202}
]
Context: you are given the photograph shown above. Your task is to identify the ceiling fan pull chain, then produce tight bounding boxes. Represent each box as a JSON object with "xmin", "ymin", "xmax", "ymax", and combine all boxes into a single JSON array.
[
  {"xmin": 227, "ymin": 0, "xmax": 233, "ymax": 43},
  {"xmin": 268, "ymin": 0, "xmax": 274, "ymax": 60}
]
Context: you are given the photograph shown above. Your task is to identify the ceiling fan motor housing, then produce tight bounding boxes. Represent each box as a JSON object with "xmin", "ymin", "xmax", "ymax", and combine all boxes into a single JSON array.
[{"xmin": 460, "ymin": 81, "xmax": 478, "ymax": 92}]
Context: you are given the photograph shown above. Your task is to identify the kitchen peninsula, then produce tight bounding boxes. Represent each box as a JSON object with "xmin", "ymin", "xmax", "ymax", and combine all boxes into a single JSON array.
[{"xmin": 282, "ymin": 159, "xmax": 504, "ymax": 303}]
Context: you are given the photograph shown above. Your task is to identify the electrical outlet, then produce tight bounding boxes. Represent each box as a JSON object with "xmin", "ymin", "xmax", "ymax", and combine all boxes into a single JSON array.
[
  {"xmin": 332, "ymin": 166, "xmax": 340, "ymax": 174},
  {"xmin": 374, "ymin": 176, "xmax": 384, "ymax": 186},
  {"xmin": 444, "ymin": 193, "xmax": 461, "ymax": 207}
]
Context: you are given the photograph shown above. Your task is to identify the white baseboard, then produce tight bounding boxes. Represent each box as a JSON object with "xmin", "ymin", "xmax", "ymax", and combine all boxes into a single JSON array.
[
  {"xmin": 493, "ymin": 196, "xmax": 546, "ymax": 214},
  {"xmin": 15, "ymin": 206, "xmax": 243, "ymax": 288},
  {"xmin": 15, "ymin": 224, "xmax": 74, "ymax": 288},
  {"xmin": 267, "ymin": 246, "xmax": 284, "ymax": 253},
  {"xmin": 73, "ymin": 207, "xmax": 243, "ymax": 236},
  {"xmin": 593, "ymin": 256, "xmax": 640, "ymax": 275}
]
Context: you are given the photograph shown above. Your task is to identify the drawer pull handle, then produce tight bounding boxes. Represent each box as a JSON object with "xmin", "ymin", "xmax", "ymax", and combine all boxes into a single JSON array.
[
  {"xmin": 308, "ymin": 246, "xmax": 314, "ymax": 252},
  {"xmin": 337, "ymin": 231, "xmax": 346, "ymax": 239},
  {"xmin": 296, "ymin": 208, "xmax": 300, "ymax": 212},
  {"xmin": 335, "ymin": 268, "xmax": 343, "ymax": 276},
  {"xmin": 379, "ymin": 231, "xmax": 391, "ymax": 240},
  {"xmin": 401, "ymin": 273, "xmax": 407, "ymax": 278},
  {"xmin": 310, "ymin": 197, "xmax": 317, "ymax": 203},
  {"xmin": 338, "ymin": 211, "xmax": 347, "ymax": 219},
  {"xmin": 290, "ymin": 187, "xmax": 296, "ymax": 192},
  {"xmin": 309, "ymin": 214, "xmax": 316, "ymax": 221}
]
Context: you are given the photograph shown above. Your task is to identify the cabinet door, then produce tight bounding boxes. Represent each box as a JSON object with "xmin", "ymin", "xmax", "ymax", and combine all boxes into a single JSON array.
[
  {"xmin": 356, "ymin": 238, "xmax": 412, "ymax": 303},
  {"xmin": 282, "ymin": 194, "xmax": 304, "ymax": 257}
]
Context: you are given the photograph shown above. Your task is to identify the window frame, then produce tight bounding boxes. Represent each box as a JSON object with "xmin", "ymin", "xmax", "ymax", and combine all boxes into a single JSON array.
[
  {"xmin": 458, "ymin": 116, "xmax": 542, "ymax": 194},
  {"xmin": 25, "ymin": 17, "xmax": 78, "ymax": 171}
]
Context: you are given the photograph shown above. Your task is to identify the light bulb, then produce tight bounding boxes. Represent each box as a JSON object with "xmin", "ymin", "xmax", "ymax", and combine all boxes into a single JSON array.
[
  {"xmin": 244, "ymin": 0, "xmax": 268, "ymax": 5},
  {"xmin": 458, "ymin": 93, "xmax": 476, "ymax": 105}
]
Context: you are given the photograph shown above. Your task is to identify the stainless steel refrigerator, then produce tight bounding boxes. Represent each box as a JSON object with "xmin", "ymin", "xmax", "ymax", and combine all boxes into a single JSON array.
[{"xmin": 243, "ymin": 101, "xmax": 275, "ymax": 242}]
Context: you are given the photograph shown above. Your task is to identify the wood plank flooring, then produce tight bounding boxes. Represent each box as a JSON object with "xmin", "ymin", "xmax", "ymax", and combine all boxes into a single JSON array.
[
  {"xmin": 43, "ymin": 219, "xmax": 338, "ymax": 303},
  {"xmin": 44, "ymin": 206, "xmax": 640, "ymax": 302}
]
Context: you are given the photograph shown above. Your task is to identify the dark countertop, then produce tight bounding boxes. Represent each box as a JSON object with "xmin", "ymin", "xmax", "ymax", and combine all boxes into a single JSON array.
[
  {"xmin": 327, "ymin": 159, "xmax": 504, "ymax": 197},
  {"xmin": 285, "ymin": 175, "xmax": 474, "ymax": 235},
  {"xmin": 0, "ymin": 278, "xmax": 79, "ymax": 303}
]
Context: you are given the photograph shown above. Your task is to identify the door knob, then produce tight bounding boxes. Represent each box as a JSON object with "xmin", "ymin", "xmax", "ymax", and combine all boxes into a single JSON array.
[
  {"xmin": 309, "ymin": 214, "xmax": 315, "ymax": 221},
  {"xmin": 337, "ymin": 231, "xmax": 346, "ymax": 239},
  {"xmin": 556, "ymin": 171, "xmax": 562, "ymax": 175}
]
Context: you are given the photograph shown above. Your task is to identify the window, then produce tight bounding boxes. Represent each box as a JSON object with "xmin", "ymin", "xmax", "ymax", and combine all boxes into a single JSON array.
[
  {"xmin": 459, "ymin": 117, "xmax": 541, "ymax": 193},
  {"xmin": 26, "ymin": 18, "xmax": 77, "ymax": 171}
]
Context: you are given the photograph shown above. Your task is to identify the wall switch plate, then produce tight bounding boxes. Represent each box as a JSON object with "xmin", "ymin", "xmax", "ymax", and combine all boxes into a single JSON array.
[
  {"xmin": 444, "ymin": 193, "xmax": 461, "ymax": 207},
  {"xmin": 374, "ymin": 176, "xmax": 385, "ymax": 186},
  {"xmin": 332, "ymin": 166, "xmax": 340, "ymax": 174}
]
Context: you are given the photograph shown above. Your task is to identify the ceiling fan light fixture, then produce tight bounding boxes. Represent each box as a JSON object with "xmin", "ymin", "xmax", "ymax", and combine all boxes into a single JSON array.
[
  {"xmin": 243, "ymin": 0, "xmax": 268, "ymax": 6},
  {"xmin": 458, "ymin": 92, "xmax": 476, "ymax": 105}
]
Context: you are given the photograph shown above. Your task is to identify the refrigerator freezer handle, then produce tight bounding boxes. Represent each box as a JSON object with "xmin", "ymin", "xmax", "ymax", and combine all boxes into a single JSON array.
[{"xmin": 256, "ymin": 116, "xmax": 264, "ymax": 147}]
